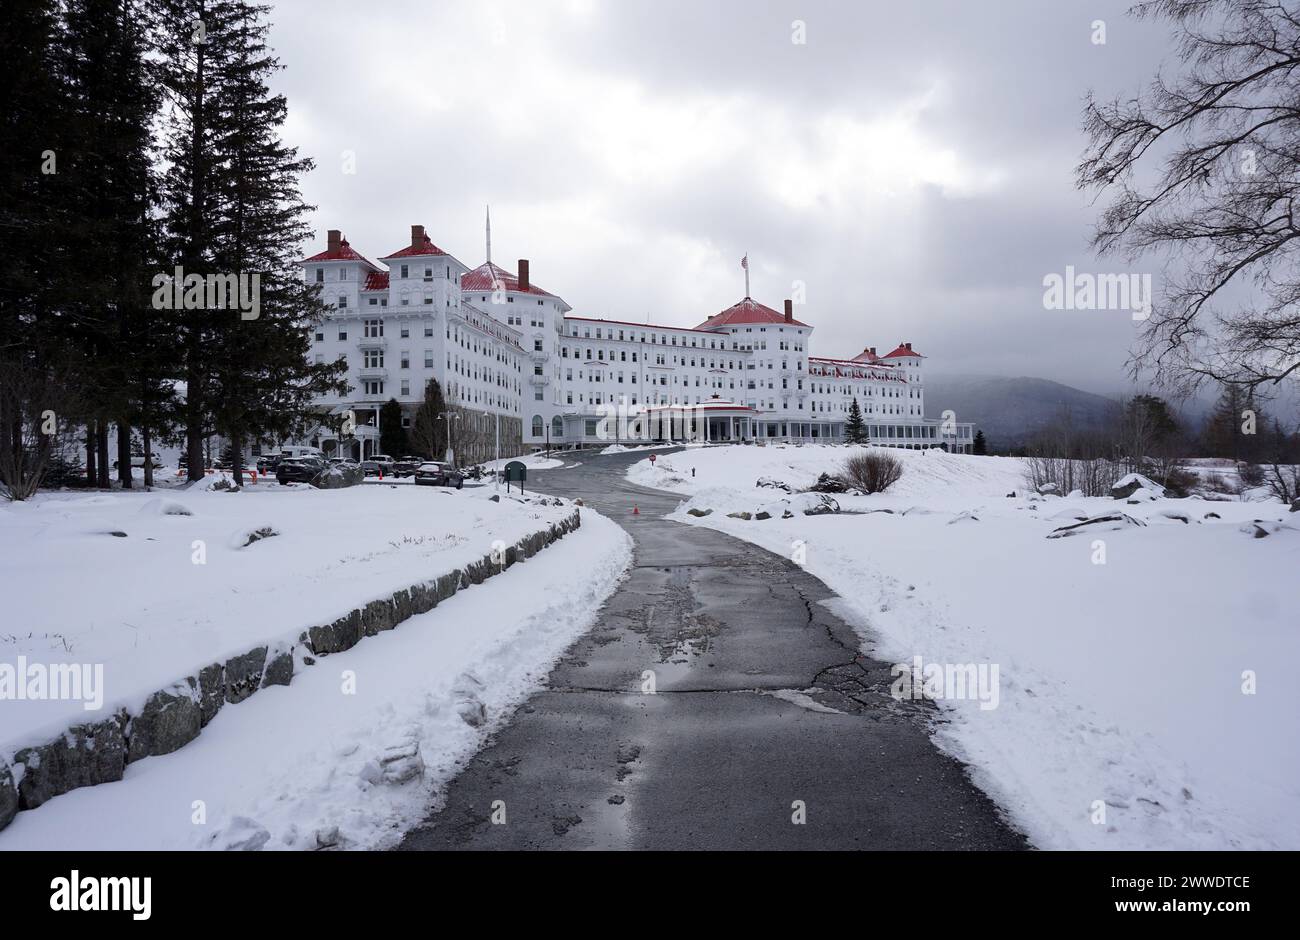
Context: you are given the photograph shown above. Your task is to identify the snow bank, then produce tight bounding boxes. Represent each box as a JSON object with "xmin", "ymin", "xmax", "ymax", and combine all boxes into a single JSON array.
[
  {"xmin": 644, "ymin": 443, "xmax": 1300, "ymax": 850},
  {"xmin": 0, "ymin": 512, "xmax": 632, "ymax": 850},
  {"xmin": 0, "ymin": 484, "xmax": 580, "ymax": 751}
]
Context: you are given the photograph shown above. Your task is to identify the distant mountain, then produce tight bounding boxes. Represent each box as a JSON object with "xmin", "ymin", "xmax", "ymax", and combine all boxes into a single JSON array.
[{"xmin": 924, "ymin": 374, "xmax": 1121, "ymax": 448}]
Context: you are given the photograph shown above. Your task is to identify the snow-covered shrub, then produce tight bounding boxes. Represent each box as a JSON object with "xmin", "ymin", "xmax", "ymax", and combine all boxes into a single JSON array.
[
  {"xmin": 841, "ymin": 451, "xmax": 903, "ymax": 494},
  {"xmin": 807, "ymin": 472, "xmax": 850, "ymax": 494}
]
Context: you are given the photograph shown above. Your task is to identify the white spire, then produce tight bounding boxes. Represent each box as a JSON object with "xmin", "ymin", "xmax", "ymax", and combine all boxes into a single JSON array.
[
  {"xmin": 741, "ymin": 252, "xmax": 750, "ymax": 298},
  {"xmin": 485, "ymin": 205, "xmax": 492, "ymax": 264}
]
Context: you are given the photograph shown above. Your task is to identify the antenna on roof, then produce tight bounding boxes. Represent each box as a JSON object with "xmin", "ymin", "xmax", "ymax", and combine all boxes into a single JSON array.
[
  {"xmin": 485, "ymin": 205, "xmax": 492, "ymax": 265},
  {"xmin": 741, "ymin": 252, "xmax": 750, "ymax": 299}
]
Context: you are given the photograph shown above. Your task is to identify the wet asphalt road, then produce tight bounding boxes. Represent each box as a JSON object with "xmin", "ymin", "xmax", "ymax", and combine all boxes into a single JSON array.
[{"xmin": 397, "ymin": 448, "xmax": 1027, "ymax": 850}]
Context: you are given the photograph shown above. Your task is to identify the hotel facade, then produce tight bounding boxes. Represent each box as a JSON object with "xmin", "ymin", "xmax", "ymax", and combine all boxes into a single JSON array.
[{"xmin": 299, "ymin": 223, "xmax": 974, "ymax": 459}]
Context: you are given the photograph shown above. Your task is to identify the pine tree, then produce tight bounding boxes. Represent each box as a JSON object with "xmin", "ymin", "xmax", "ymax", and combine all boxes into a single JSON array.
[
  {"xmin": 0, "ymin": 0, "xmax": 85, "ymax": 498},
  {"xmin": 1203, "ymin": 384, "xmax": 1268, "ymax": 463},
  {"xmin": 973, "ymin": 429, "xmax": 987, "ymax": 455},
  {"xmin": 844, "ymin": 397, "xmax": 868, "ymax": 444},
  {"xmin": 379, "ymin": 398, "xmax": 408, "ymax": 457},
  {"xmin": 61, "ymin": 0, "xmax": 164, "ymax": 490},
  {"xmin": 207, "ymin": 1, "xmax": 346, "ymax": 485},
  {"xmin": 155, "ymin": 0, "xmax": 344, "ymax": 486},
  {"xmin": 153, "ymin": 0, "xmax": 232, "ymax": 481},
  {"xmin": 411, "ymin": 379, "xmax": 448, "ymax": 459}
]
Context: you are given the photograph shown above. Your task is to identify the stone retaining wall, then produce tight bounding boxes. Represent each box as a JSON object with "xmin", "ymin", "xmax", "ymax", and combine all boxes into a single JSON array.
[{"xmin": 0, "ymin": 509, "xmax": 581, "ymax": 833}]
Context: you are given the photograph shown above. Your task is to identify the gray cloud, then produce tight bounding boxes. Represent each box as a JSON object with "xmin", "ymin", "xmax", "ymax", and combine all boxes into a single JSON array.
[{"xmin": 268, "ymin": 0, "xmax": 1179, "ymax": 396}]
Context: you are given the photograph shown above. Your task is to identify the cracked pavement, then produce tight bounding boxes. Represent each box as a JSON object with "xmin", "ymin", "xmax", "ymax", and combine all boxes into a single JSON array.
[{"xmin": 397, "ymin": 449, "xmax": 1027, "ymax": 850}]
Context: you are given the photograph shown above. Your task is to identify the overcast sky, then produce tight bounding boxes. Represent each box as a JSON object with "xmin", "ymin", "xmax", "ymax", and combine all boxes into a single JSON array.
[{"xmin": 268, "ymin": 0, "xmax": 1177, "ymax": 396}]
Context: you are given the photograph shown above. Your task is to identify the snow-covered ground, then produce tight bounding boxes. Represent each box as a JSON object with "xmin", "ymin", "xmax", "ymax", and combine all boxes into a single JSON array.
[
  {"xmin": 631, "ymin": 444, "xmax": 1300, "ymax": 850},
  {"xmin": 0, "ymin": 508, "xmax": 631, "ymax": 850},
  {"xmin": 0, "ymin": 481, "xmax": 587, "ymax": 751}
]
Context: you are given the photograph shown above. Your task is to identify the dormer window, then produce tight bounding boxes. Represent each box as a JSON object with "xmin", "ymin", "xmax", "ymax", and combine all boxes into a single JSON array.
[{"xmin": 400, "ymin": 264, "xmax": 409, "ymax": 279}]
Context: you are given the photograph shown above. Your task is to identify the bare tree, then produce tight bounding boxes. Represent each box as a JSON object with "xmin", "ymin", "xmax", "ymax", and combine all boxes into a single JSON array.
[
  {"xmin": 1078, "ymin": 0, "xmax": 1300, "ymax": 396},
  {"xmin": 0, "ymin": 359, "xmax": 78, "ymax": 500}
]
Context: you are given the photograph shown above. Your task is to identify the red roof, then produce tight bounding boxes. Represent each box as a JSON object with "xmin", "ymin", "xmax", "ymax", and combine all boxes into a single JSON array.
[
  {"xmin": 380, "ymin": 234, "xmax": 448, "ymax": 260},
  {"xmin": 363, "ymin": 271, "xmax": 389, "ymax": 291},
  {"xmin": 697, "ymin": 297, "xmax": 809, "ymax": 330},
  {"xmin": 302, "ymin": 238, "xmax": 378, "ymax": 268},
  {"xmin": 461, "ymin": 261, "xmax": 556, "ymax": 298},
  {"xmin": 882, "ymin": 344, "xmax": 924, "ymax": 359},
  {"xmin": 851, "ymin": 347, "xmax": 882, "ymax": 363}
]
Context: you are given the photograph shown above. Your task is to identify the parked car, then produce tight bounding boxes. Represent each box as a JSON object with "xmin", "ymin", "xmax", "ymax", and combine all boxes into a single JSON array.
[
  {"xmin": 276, "ymin": 456, "xmax": 327, "ymax": 484},
  {"xmin": 255, "ymin": 454, "xmax": 282, "ymax": 475},
  {"xmin": 369, "ymin": 454, "xmax": 396, "ymax": 475},
  {"xmin": 360, "ymin": 460, "xmax": 381, "ymax": 477},
  {"xmin": 414, "ymin": 461, "xmax": 464, "ymax": 489},
  {"xmin": 327, "ymin": 457, "xmax": 359, "ymax": 468},
  {"xmin": 393, "ymin": 456, "xmax": 423, "ymax": 477}
]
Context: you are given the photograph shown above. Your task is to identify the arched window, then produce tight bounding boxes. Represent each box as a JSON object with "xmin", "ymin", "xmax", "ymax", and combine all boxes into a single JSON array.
[
  {"xmin": 531, "ymin": 415, "xmax": 544, "ymax": 437},
  {"xmin": 551, "ymin": 416, "xmax": 563, "ymax": 437}
]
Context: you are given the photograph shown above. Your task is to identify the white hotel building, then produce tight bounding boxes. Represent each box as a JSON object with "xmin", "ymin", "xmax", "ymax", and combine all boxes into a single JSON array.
[{"xmin": 300, "ymin": 223, "xmax": 974, "ymax": 458}]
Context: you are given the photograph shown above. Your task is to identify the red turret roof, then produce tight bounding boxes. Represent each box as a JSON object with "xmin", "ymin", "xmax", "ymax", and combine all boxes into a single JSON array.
[
  {"xmin": 380, "ymin": 234, "xmax": 448, "ymax": 259},
  {"xmin": 882, "ymin": 343, "xmax": 924, "ymax": 359},
  {"xmin": 461, "ymin": 261, "xmax": 557, "ymax": 298},
  {"xmin": 363, "ymin": 271, "xmax": 390, "ymax": 291},
  {"xmin": 302, "ymin": 239, "xmax": 379, "ymax": 268},
  {"xmin": 697, "ymin": 297, "xmax": 809, "ymax": 330}
]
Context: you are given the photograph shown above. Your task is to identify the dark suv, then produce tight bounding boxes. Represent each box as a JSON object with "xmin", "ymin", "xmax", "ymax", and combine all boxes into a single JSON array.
[
  {"xmin": 393, "ymin": 456, "xmax": 423, "ymax": 478},
  {"xmin": 276, "ymin": 456, "xmax": 327, "ymax": 484},
  {"xmin": 414, "ymin": 461, "xmax": 464, "ymax": 489}
]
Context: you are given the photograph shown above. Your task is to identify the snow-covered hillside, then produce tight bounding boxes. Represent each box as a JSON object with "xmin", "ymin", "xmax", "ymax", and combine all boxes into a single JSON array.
[{"xmin": 631, "ymin": 444, "xmax": 1300, "ymax": 850}]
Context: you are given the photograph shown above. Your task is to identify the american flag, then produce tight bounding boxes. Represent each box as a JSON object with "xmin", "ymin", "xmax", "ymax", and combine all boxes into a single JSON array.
[{"xmin": 741, "ymin": 254, "xmax": 748, "ymax": 270}]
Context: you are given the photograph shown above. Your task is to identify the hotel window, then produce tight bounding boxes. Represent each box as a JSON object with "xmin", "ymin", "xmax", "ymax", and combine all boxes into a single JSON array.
[
  {"xmin": 363, "ymin": 320, "xmax": 382, "ymax": 337},
  {"xmin": 424, "ymin": 325, "xmax": 433, "ymax": 336},
  {"xmin": 401, "ymin": 380, "xmax": 410, "ymax": 396},
  {"xmin": 338, "ymin": 330, "xmax": 348, "ymax": 341},
  {"xmin": 400, "ymin": 326, "xmax": 409, "ymax": 338},
  {"xmin": 400, "ymin": 265, "xmax": 408, "ymax": 278},
  {"xmin": 364, "ymin": 350, "xmax": 383, "ymax": 368},
  {"xmin": 340, "ymin": 268, "xmax": 349, "ymax": 281},
  {"xmin": 364, "ymin": 380, "xmax": 384, "ymax": 396},
  {"xmin": 315, "ymin": 268, "xmax": 324, "ymax": 283},
  {"xmin": 315, "ymin": 331, "xmax": 324, "ymax": 342},
  {"xmin": 424, "ymin": 350, "xmax": 434, "ymax": 368},
  {"xmin": 337, "ymin": 296, "xmax": 348, "ymax": 309},
  {"xmin": 400, "ymin": 351, "xmax": 410, "ymax": 369}
]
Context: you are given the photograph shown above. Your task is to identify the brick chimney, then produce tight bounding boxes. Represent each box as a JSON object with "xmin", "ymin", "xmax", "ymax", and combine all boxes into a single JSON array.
[
  {"xmin": 784, "ymin": 299, "xmax": 793, "ymax": 322},
  {"xmin": 904, "ymin": 342, "xmax": 913, "ymax": 351},
  {"xmin": 869, "ymin": 347, "xmax": 876, "ymax": 356},
  {"xmin": 411, "ymin": 224, "xmax": 425, "ymax": 248},
  {"xmin": 518, "ymin": 259, "xmax": 530, "ymax": 292},
  {"xmin": 327, "ymin": 229, "xmax": 342, "ymax": 253}
]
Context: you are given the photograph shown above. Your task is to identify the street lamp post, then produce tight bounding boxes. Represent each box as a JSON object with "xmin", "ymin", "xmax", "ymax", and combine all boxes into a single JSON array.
[{"xmin": 438, "ymin": 411, "xmax": 460, "ymax": 466}]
